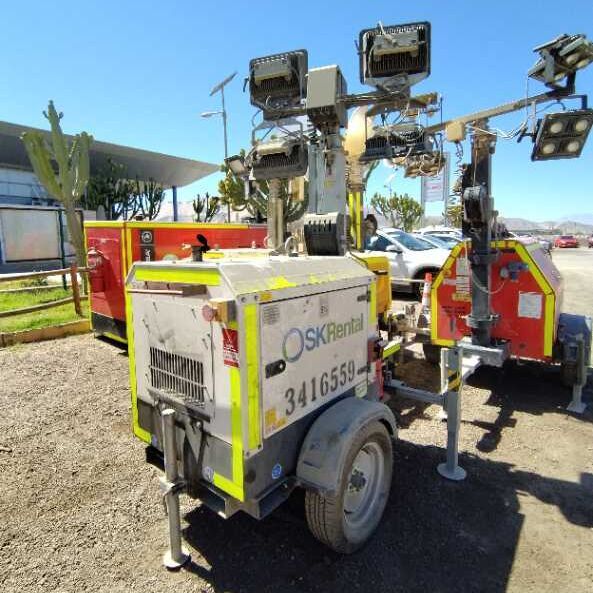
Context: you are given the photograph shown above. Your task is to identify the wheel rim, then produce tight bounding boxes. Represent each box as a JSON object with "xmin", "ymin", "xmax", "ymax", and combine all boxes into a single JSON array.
[{"xmin": 343, "ymin": 441, "xmax": 385, "ymax": 530}]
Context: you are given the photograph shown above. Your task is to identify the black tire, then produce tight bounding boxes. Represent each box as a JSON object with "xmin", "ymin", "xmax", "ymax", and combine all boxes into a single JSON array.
[
  {"xmin": 422, "ymin": 343, "xmax": 442, "ymax": 365},
  {"xmin": 561, "ymin": 362, "xmax": 578, "ymax": 387},
  {"xmin": 304, "ymin": 421, "xmax": 393, "ymax": 554}
]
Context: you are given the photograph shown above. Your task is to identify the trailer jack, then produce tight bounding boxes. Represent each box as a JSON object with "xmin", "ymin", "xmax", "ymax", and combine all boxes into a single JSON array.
[
  {"xmin": 388, "ymin": 346, "xmax": 482, "ymax": 481},
  {"xmin": 160, "ymin": 409, "xmax": 191, "ymax": 570}
]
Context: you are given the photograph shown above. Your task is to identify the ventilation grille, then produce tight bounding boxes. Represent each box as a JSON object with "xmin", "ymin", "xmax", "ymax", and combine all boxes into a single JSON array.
[{"xmin": 149, "ymin": 347, "xmax": 205, "ymax": 405}]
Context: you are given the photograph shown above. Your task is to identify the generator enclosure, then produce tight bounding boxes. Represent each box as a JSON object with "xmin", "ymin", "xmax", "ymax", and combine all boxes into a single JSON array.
[
  {"xmin": 126, "ymin": 256, "xmax": 381, "ymax": 517},
  {"xmin": 84, "ymin": 221, "xmax": 267, "ymax": 342},
  {"xmin": 431, "ymin": 239, "xmax": 563, "ymax": 361}
]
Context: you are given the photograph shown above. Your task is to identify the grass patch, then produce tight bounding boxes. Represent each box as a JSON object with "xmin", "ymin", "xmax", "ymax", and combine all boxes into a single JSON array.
[{"xmin": 0, "ymin": 284, "xmax": 88, "ymax": 333}]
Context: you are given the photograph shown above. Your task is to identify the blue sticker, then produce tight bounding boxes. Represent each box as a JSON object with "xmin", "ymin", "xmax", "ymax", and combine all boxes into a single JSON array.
[
  {"xmin": 203, "ymin": 466, "xmax": 214, "ymax": 482},
  {"xmin": 272, "ymin": 463, "xmax": 282, "ymax": 480}
]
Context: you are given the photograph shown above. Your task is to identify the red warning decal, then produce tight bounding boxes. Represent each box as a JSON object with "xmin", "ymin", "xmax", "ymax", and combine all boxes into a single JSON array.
[{"xmin": 222, "ymin": 328, "xmax": 239, "ymax": 367}]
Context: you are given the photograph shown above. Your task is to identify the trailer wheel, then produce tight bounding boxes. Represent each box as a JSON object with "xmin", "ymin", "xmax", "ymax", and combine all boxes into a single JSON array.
[
  {"xmin": 561, "ymin": 361, "xmax": 578, "ymax": 387},
  {"xmin": 304, "ymin": 421, "xmax": 392, "ymax": 553}
]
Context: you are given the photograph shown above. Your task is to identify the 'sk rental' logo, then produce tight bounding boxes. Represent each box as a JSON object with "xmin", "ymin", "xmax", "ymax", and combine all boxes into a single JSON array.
[{"xmin": 282, "ymin": 314, "xmax": 364, "ymax": 363}]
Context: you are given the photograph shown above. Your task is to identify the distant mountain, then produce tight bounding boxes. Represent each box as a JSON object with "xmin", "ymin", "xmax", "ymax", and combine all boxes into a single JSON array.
[{"xmin": 559, "ymin": 213, "xmax": 593, "ymax": 225}]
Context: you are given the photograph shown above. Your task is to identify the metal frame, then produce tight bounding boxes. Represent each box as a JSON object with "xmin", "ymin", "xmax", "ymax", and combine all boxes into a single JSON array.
[{"xmin": 388, "ymin": 346, "xmax": 482, "ymax": 481}]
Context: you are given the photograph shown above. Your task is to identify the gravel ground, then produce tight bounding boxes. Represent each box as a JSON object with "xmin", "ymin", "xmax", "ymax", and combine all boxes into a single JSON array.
[{"xmin": 1, "ymin": 250, "xmax": 592, "ymax": 593}]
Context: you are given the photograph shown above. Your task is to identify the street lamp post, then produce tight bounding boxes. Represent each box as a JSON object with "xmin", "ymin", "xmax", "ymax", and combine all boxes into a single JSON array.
[{"xmin": 201, "ymin": 71, "xmax": 237, "ymax": 222}]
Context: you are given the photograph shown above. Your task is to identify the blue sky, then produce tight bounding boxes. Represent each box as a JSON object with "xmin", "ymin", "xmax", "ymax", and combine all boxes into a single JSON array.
[{"xmin": 1, "ymin": 0, "xmax": 592, "ymax": 221}]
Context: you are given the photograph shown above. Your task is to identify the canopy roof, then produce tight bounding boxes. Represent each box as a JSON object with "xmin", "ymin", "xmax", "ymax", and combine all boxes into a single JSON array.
[{"xmin": 0, "ymin": 120, "xmax": 218, "ymax": 188}]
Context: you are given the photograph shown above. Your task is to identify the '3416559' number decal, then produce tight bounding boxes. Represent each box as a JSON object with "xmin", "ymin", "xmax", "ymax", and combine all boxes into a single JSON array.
[{"xmin": 284, "ymin": 360, "xmax": 355, "ymax": 416}]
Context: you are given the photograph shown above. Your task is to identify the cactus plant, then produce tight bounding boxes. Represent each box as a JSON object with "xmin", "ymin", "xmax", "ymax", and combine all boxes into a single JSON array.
[
  {"xmin": 130, "ymin": 177, "xmax": 165, "ymax": 220},
  {"xmin": 193, "ymin": 193, "xmax": 221, "ymax": 222},
  {"xmin": 218, "ymin": 152, "xmax": 308, "ymax": 225},
  {"xmin": 81, "ymin": 157, "xmax": 133, "ymax": 220},
  {"xmin": 21, "ymin": 101, "xmax": 93, "ymax": 267}
]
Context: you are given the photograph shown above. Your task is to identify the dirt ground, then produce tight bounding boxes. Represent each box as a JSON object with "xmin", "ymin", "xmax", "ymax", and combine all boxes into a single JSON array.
[{"xmin": 0, "ymin": 250, "xmax": 592, "ymax": 593}]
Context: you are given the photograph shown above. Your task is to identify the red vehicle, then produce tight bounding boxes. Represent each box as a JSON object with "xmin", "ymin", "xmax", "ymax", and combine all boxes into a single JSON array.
[{"xmin": 554, "ymin": 235, "xmax": 579, "ymax": 248}]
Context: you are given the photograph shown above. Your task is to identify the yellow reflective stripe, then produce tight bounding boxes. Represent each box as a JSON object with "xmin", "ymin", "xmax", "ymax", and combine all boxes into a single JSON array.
[
  {"xmin": 356, "ymin": 192, "xmax": 362, "ymax": 249},
  {"xmin": 83, "ymin": 226, "xmax": 92, "ymax": 315},
  {"xmin": 348, "ymin": 193, "xmax": 354, "ymax": 245},
  {"xmin": 125, "ymin": 289, "xmax": 151, "ymax": 444},
  {"xmin": 231, "ymin": 366, "xmax": 245, "ymax": 497},
  {"xmin": 431, "ymin": 241, "xmax": 465, "ymax": 343},
  {"xmin": 448, "ymin": 377, "xmax": 461, "ymax": 390},
  {"xmin": 125, "ymin": 226, "xmax": 133, "ymax": 272},
  {"xmin": 348, "ymin": 192, "xmax": 363, "ymax": 249},
  {"xmin": 267, "ymin": 276, "xmax": 297, "ymax": 290},
  {"xmin": 544, "ymin": 293, "xmax": 554, "ymax": 356},
  {"xmin": 126, "ymin": 221, "xmax": 249, "ymax": 230},
  {"xmin": 369, "ymin": 282, "xmax": 377, "ymax": 327},
  {"xmin": 383, "ymin": 340, "xmax": 400, "ymax": 359},
  {"xmin": 213, "ymin": 472, "xmax": 243, "ymax": 501},
  {"xmin": 213, "ymin": 365, "xmax": 244, "ymax": 501},
  {"xmin": 134, "ymin": 267, "xmax": 220, "ymax": 286},
  {"xmin": 447, "ymin": 369, "xmax": 461, "ymax": 390},
  {"xmin": 514, "ymin": 242, "xmax": 555, "ymax": 356},
  {"xmin": 101, "ymin": 331, "xmax": 127, "ymax": 345},
  {"xmin": 83, "ymin": 220, "xmax": 125, "ymax": 228},
  {"xmin": 244, "ymin": 304, "xmax": 261, "ymax": 450},
  {"xmin": 434, "ymin": 338, "xmax": 455, "ymax": 347},
  {"xmin": 430, "ymin": 284, "xmax": 439, "ymax": 343}
]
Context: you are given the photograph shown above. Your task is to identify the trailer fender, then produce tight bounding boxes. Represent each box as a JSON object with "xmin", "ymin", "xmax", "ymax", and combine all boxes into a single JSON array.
[{"xmin": 296, "ymin": 397, "xmax": 397, "ymax": 497}]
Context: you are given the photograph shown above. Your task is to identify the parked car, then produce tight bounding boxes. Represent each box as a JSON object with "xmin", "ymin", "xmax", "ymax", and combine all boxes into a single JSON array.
[
  {"xmin": 554, "ymin": 235, "xmax": 579, "ymax": 248},
  {"xmin": 588, "ymin": 235, "xmax": 593, "ymax": 248},
  {"xmin": 416, "ymin": 225, "xmax": 463, "ymax": 240},
  {"xmin": 366, "ymin": 229, "xmax": 449, "ymax": 297},
  {"xmin": 507, "ymin": 231, "xmax": 552, "ymax": 254},
  {"xmin": 411, "ymin": 232, "xmax": 459, "ymax": 250}
]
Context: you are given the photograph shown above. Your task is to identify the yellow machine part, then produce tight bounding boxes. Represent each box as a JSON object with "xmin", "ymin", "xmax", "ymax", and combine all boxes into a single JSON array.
[{"xmin": 352, "ymin": 253, "xmax": 392, "ymax": 316}]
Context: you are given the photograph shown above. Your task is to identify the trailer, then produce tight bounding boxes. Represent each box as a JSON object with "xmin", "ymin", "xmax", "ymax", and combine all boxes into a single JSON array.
[
  {"xmin": 126, "ymin": 252, "xmax": 399, "ymax": 561},
  {"xmin": 84, "ymin": 221, "xmax": 267, "ymax": 343}
]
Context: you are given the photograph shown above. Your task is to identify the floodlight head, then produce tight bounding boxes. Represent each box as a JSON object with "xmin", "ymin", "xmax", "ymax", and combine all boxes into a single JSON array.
[
  {"xmin": 359, "ymin": 123, "xmax": 432, "ymax": 163},
  {"xmin": 249, "ymin": 50, "xmax": 308, "ymax": 118},
  {"xmin": 248, "ymin": 137, "xmax": 308, "ymax": 180},
  {"xmin": 528, "ymin": 34, "xmax": 593, "ymax": 87},
  {"xmin": 225, "ymin": 154, "xmax": 248, "ymax": 178},
  {"xmin": 531, "ymin": 108, "xmax": 593, "ymax": 161},
  {"xmin": 359, "ymin": 22, "xmax": 431, "ymax": 91}
]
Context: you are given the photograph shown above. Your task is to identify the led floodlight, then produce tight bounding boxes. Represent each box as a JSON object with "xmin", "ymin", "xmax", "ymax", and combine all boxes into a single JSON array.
[
  {"xmin": 528, "ymin": 34, "xmax": 593, "ymax": 87},
  {"xmin": 249, "ymin": 137, "xmax": 308, "ymax": 180},
  {"xmin": 359, "ymin": 21, "xmax": 431, "ymax": 91},
  {"xmin": 249, "ymin": 50, "xmax": 308, "ymax": 117},
  {"xmin": 531, "ymin": 109, "xmax": 593, "ymax": 160}
]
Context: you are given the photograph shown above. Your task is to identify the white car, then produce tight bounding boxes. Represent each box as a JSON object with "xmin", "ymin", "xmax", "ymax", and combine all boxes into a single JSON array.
[
  {"xmin": 366, "ymin": 229, "xmax": 450, "ymax": 297},
  {"xmin": 416, "ymin": 225, "xmax": 463, "ymax": 240},
  {"xmin": 412, "ymin": 232, "xmax": 460, "ymax": 250}
]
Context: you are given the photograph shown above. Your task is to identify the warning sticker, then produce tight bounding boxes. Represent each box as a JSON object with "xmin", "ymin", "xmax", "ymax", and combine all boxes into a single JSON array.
[
  {"xmin": 518, "ymin": 292, "xmax": 543, "ymax": 319},
  {"xmin": 222, "ymin": 328, "xmax": 239, "ymax": 367},
  {"xmin": 457, "ymin": 257, "xmax": 469, "ymax": 276}
]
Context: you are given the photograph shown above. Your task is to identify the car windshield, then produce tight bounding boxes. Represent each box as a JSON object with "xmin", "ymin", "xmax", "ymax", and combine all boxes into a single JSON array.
[
  {"xmin": 429, "ymin": 234, "xmax": 459, "ymax": 248},
  {"xmin": 560, "ymin": 236, "xmax": 574, "ymax": 240},
  {"xmin": 384, "ymin": 230, "xmax": 434, "ymax": 251},
  {"xmin": 413, "ymin": 234, "xmax": 447, "ymax": 248}
]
